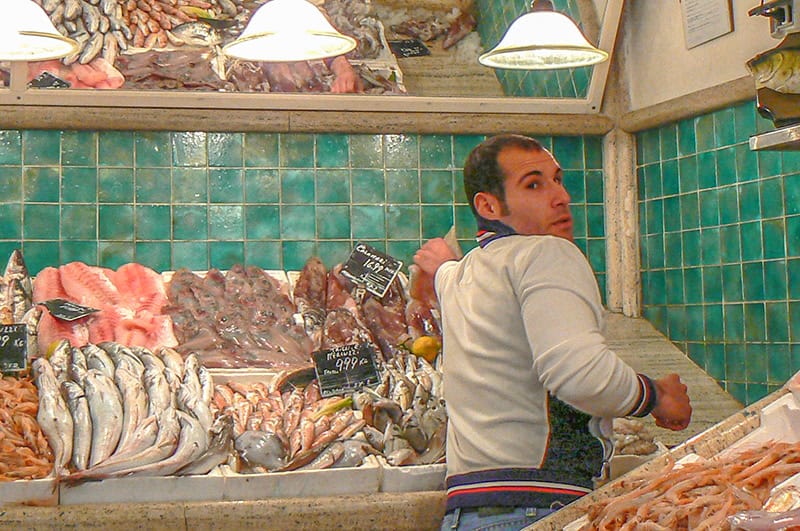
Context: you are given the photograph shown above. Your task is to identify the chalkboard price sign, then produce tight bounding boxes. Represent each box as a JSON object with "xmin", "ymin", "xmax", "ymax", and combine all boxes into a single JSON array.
[
  {"xmin": 38, "ymin": 299, "xmax": 100, "ymax": 321},
  {"xmin": 341, "ymin": 242, "xmax": 403, "ymax": 298},
  {"xmin": 0, "ymin": 324, "xmax": 27, "ymax": 373},
  {"xmin": 388, "ymin": 39, "xmax": 431, "ymax": 58},
  {"xmin": 312, "ymin": 342, "xmax": 381, "ymax": 397}
]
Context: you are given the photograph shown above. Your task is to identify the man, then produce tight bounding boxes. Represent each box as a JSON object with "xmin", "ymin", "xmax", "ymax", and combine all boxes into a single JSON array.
[{"xmin": 414, "ymin": 134, "xmax": 692, "ymax": 530}]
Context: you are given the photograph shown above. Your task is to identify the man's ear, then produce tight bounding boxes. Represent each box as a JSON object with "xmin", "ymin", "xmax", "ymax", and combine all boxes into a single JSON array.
[{"xmin": 474, "ymin": 191, "xmax": 503, "ymax": 220}]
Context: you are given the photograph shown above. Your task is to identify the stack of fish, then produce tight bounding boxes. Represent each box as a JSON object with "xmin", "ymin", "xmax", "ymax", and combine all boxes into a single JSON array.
[
  {"xmin": 33, "ymin": 340, "xmax": 233, "ymax": 481},
  {"xmin": 213, "ymin": 368, "xmax": 375, "ymax": 473},
  {"xmin": 31, "ymin": 0, "xmax": 248, "ymax": 65},
  {"xmin": 0, "ymin": 372, "xmax": 54, "ymax": 481},
  {"xmin": 0, "ymin": 250, "xmax": 41, "ymax": 361}
]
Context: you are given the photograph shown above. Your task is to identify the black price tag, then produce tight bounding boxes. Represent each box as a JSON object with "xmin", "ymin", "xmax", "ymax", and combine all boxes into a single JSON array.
[
  {"xmin": 312, "ymin": 342, "xmax": 381, "ymax": 398},
  {"xmin": 388, "ymin": 39, "xmax": 431, "ymax": 57},
  {"xmin": 27, "ymin": 71, "xmax": 71, "ymax": 89},
  {"xmin": 38, "ymin": 299, "xmax": 100, "ymax": 321},
  {"xmin": 341, "ymin": 242, "xmax": 402, "ymax": 298},
  {"xmin": 0, "ymin": 324, "xmax": 27, "ymax": 373}
]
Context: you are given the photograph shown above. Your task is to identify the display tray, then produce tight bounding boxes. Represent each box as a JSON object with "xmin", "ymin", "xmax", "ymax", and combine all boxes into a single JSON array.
[
  {"xmin": 561, "ymin": 390, "xmax": 800, "ymax": 530},
  {"xmin": 377, "ymin": 458, "xmax": 446, "ymax": 493},
  {"xmin": 220, "ymin": 456, "xmax": 382, "ymax": 501},
  {"xmin": 0, "ymin": 478, "xmax": 58, "ymax": 507},
  {"xmin": 59, "ymin": 469, "xmax": 226, "ymax": 505}
]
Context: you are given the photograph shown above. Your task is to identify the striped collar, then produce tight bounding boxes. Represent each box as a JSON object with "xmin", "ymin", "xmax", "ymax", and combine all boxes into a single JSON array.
[{"xmin": 475, "ymin": 218, "xmax": 517, "ymax": 248}]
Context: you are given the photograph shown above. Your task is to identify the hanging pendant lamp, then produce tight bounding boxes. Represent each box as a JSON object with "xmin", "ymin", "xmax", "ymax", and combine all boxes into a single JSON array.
[
  {"xmin": 478, "ymin": 0, "xmax": 608, "ymax": 70},
  {"xmin": 222, "ymin": 0, "xmax": 357, "ymax": 62},
  {"xmin": 0, "ymin": 0, "xmax": 78, "ymax": 62}
]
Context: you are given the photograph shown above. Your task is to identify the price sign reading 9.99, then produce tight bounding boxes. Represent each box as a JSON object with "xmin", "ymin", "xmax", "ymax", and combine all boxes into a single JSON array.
[
  {"xmin": 312, "ymin": 342, "xmax": 381, "ymax": 398},
  {"xmin": 0, "ymin": 324, "xmax": 27, "ymax": 373}
]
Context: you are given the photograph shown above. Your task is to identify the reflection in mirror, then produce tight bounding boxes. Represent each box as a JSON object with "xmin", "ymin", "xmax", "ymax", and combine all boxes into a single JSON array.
[{"xmin": 4, "ymin": 0, "xmax": 606, "ymax": 99}]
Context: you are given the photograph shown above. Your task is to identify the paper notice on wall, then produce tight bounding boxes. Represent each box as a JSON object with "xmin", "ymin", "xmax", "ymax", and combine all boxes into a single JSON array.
[{"xmin": 681, "ymin": 0, "xmax": 734, "ymax": 49}]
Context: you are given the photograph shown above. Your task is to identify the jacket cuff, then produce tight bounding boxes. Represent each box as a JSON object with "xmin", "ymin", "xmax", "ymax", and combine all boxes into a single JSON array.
[{"xmin": 627, "ymin": 374, "xmax": 658, "ymax": 417}]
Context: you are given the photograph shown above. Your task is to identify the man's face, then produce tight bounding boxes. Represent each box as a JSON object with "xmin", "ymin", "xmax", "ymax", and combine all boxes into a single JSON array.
[{"xmin": 495, "ymin": 146, "xmax": 573, "ymax": 241}]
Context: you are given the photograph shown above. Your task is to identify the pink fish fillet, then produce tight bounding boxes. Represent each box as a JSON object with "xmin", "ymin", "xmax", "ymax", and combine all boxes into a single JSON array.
[
  {"xmin": 59, "ymin": 262, "xmax": 121, "ymax": 309},
  {"xmin": 32, "ymin": 266, "xmax": 68, "ymax": 302},
  {"xmin": 113, "ymin": 263, "xmax": 168, "ymax": 315},
  {"xmin": 38, "ymin": 311, "xmax": 90, "ymax": 352}
]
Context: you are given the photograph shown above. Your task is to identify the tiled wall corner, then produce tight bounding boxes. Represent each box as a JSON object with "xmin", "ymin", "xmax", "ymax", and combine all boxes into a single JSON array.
[{"xmin": 637, "ymin": 100, "xmax": 800, "ymax": 406}]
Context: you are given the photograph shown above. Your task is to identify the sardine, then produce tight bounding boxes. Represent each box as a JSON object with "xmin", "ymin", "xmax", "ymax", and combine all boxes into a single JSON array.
[
  {"xmin": 81, "ymin": 0, "xmax": 101, "ymax": 33},
  {"xmin": 83, "ymin": 343, "xmax": 116, "ymax": 379},
  {"xmin": 4, "ymin": 250, "xmax": 32, "ymax": 301},
  {"xmin": 114, "ymin": 367, "xmax": 149, "ymax": 453},
  {"xmin": 33, "ymin": 358, "xmax": 74, "ymax": 476},
  {"xmin": 84, "ymin": 368, "xmax": 124, "ymax": 467},
  {"xmin": 64, "ymin": 0, "xmax": 83, "ymax": 21},
  {"xmin": 22, "ymin": 306, "xmax": 42, "ymax": 362},
  {"xmin": 100, "ymin": 0, "xmax": 116, "ymax": 16},
  {"xmin": 79, "ymin": 32, "xmax": 104, "ymax": 64},
  {"xmin": 61, "ymin": 380, "xmax": 92, "ymax": 471}
]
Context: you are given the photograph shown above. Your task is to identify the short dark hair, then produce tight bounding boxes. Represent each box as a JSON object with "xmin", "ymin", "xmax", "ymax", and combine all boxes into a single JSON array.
[{"xmin": 463, "ymin": 134, "xmax": 545, "ymax": 217}]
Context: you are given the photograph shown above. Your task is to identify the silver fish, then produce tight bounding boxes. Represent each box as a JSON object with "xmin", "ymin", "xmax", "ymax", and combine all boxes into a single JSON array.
[
  {"xmin": 61, "ymin": 380, "xmax": 92, "ymax": 471},
  {"xmin": 22, "ymin": 306, "xmax": 42, "ymax": 362},
  {"xmin": 114, "ymin": 366, "xmax": 149, "ymax": 453},
  {"xmin": 4, "ymin": 249, "xmax": 32, "ymax": 299},
  {"xmin": 177, "ymin": 384, "xmax": 213, "ymax": 433},
  {"xmin": 33, "ymin": 358, "xmax": 74, "ymax": 476},
  {"xmin": 79, "ymin": 32, "xmax": 104, "ymax": 64},
  {"xmin": 84, "ymin": 368, "xmax": 124, "ymax": 467},
  {"xmin": 159, "ymin": 347, "xmax": 185, "ymax": 383},
  {"xmin": 83, "ymin": 343, "xmax": 116, "ymax": 379},
  {"xmin": 50, "ymin": 339, "xmax": 72, "ymax": 384},
  {"xmin": 108, "ymin": 345, "xmax": 145, "ymax": 379},
  {"xmin": 143, "ymin": 356, "xmax": 172, "ymax": 417},
  {"xmin": 176, "ymin": 414, "xmax": 234, "ymax": 476},
  {"xmin": 70, "ymin": 346, "xmax": 88, "ymax": 384},
  {"xmin": 182, "ymin": 353, "xmax": 202, "ymax": 399},
  {"xmin": 198, "ymin": 365, "xmax": 214, "ymax": 405},
  {"xmin": 80, "ymin": 0, "xmax": 101, "ymax": 34},
  {"xmin": 67, "ymin": 409, "xmax": 180, "ymax": 481},
  {"xmin": 116, "ymin": 410, "xmax": 208, "ymax": 478},
  {"xmin": 10, "ymin": 279, "xmax": 31, "ymax": 324},
  {"xmin": 65, "ymin": 0, "xmax": 83, "ymax": 21}
]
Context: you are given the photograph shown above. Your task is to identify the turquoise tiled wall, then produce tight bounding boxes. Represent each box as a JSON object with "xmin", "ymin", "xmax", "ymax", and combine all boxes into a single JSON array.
[
  {"xmin": 475, "ymin": 0, "xmax": 592, "ymax": 98},
  {"xmin": 637, "ymin": 101, "xmax": 800, "ymax": 406},
  {"xmin": 0, "ymin": 131, "xmax": 605, "ymax": 290}
]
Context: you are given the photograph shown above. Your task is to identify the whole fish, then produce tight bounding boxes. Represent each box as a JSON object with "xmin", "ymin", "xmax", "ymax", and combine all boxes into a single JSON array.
[
  {"xmin": 33, "ymin": 358, "xmax": 74, "ymax": 476},
  {"xmin": 61, "ymin": 380, "xmax": 92, "ymax": 471},
  {"xmin": 70, "ymin": 346, "xmax": 89, "ymax": 384},
  {"xmin": 198, "ymin": 365, "xmax": 214, "ymax": 405},
  {"xmin": 83, "ymin": 343, "xmax": 116, "ymax": 379},
  {"xmin": 108, "ymin": 345, "xmax": 145, "ymax": 380},
  {"xmin": 158, "ymin": 347, "xmax": 185, "ymax": 382},
  {"xmin": 4, "ymin": 249, "xmax": 32, "ymax": 301},
  {"xmin": 182, "ymin": 353, "xmax": 203, "ymax": 398},
  {"xmin": 114, "ymin": 410, "xmax": 208, "ymax": 478},
  {"xmin": 65, "ymin": 409, "xmax": 180, "ymax": 481},
  {"xmin": 22, "ymin": 306, "xmax": 42, "ymax": 361},
  {"xmin": 84, "ymin": 368, "xmax": 124, "ymax": 467},
  {"xmin": 176, "ymin": 414, "xmax": 235, "ymax": 476},
  {"xmin": 143, "ymin": 355, "xmax": 172, "ymax": 417},
  {"xmin": 114, "ymin": 366, "xmax": 149, "ymax": 453},
  {"xmin": 177, "ymin": 384, "xmax": 213, "ymax": 433},
  {"xmin": 10, "ymin": 278, "xmax": 32, "ymax": 323},
  {"xmin": 50, "ymin": 339, "xmax": 72, "ymax": 384}
]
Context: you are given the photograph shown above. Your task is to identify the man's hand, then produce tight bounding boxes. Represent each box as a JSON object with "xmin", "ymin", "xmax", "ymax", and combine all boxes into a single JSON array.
[
  {"xmin": 329, "ymin": 56, "xmax": 363, "ymax": 93},
  {"xmin": 414, "ymin": 238, "xmax": 458, "ymax": 277},
  {"xmin": 651, "ymin": 373, "xmax": 692, "ymax": 431}
]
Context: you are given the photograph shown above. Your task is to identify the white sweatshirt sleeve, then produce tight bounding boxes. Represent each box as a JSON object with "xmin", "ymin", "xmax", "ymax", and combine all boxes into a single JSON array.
[{"xmin": 515, "ymin": 237, "xmax": 645, "ymax": 418}]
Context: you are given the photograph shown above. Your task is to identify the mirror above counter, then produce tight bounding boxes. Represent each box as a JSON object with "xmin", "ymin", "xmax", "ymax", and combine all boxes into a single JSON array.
[{"xmin": 0, "ymin": 0, "xmax": 621, "ymax": 134}]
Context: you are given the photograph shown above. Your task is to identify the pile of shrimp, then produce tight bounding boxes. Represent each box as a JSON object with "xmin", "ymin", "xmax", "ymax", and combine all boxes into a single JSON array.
[
  {"xmin": 0, "ymin": 373, "xmax": 53, "ymax": 481},
  {"xmin": 580, "ymin": 440, "xmax": 800, "ymax": 530}
]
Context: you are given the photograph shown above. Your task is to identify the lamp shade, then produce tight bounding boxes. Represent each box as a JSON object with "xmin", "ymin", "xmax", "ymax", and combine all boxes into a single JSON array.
[
  {"xmin": 478, "ymin": 10, "xmax": 608, "ymax": 70},
  {"xmin": 0, "ymin": 0, "xmax": 78, "ymax": 61},
  {"xmin": 222, "ymin": 0, "xmax": 357, "ymax": 62}
]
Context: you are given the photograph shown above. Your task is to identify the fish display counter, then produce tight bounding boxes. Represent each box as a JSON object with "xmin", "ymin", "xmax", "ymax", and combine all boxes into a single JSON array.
[{"xmin": 534, "ymin": 382, "xmax": 800, "ymax": 530}]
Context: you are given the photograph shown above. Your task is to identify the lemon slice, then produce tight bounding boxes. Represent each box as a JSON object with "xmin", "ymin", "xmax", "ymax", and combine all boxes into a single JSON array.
[{"xmin": 411, "ymin": 336, "xmax": 441, "ymax": 363}]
